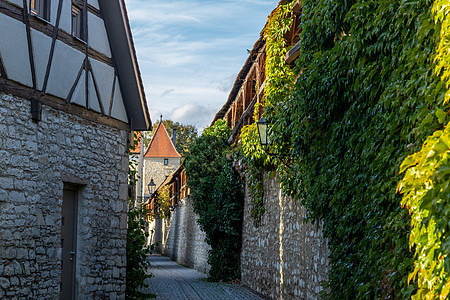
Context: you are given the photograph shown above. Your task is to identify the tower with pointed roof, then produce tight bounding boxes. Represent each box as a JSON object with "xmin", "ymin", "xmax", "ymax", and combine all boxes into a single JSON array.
[{"xmin": 142, "ymin": 122, "xmax": 181, "ymax": 197}]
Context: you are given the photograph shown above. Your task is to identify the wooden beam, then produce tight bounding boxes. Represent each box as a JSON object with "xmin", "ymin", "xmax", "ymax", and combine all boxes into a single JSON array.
[
  {"xmin": 42, "ymin": 0, "xmax": 64, "ymax": 93},
  {"xmin": 108, "ymin": 73, "xmax": 117, "ymax": 118},
  {"xmin": 0, "ymin": 52, "xmax": 6, "ymax": 79},
  {"xmin": 88, "ymin": 60, "xmax": 105, "ymax": 115},
  {"xmin": 66, "ymin": 57, "xmax": 86, "ymax": 103},
  {"xmin": 72, "ymin": 0, "xmax": 102, "ymax": 18},
  {"xmin": 285, "ymin": 40, "xmax": 301, "ymax": 65},
  {"xmin": 22, "ymin": 0, "xmax": 37, "ymax": 89},
  {"xmin": 84, "ymin": 0, "xmax": 89, "ymax": 108},
  {"xmin": 0, "ymin": 2, "xmax": 113, "ymax": 67},
  {"xmin": 0, "ymin": 77, "xmax": 130, "ymax": 131},
  {"xmin": 228, "ymin": 94, "xmax": 258, "ymax": 145}
]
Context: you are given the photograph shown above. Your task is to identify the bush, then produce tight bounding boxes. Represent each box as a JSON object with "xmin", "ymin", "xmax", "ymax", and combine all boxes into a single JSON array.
[{"xmin": 185, "ymin": 120, "xmax": 244, "ymax": 281}]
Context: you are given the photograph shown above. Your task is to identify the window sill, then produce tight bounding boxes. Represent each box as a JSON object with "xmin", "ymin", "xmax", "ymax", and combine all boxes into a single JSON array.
[
  {"xmin": 72, "ymin": 35, "xmax": 87, "ymax": 45},
  {"xmin": 30, "ymin": 14, "xmax": 52, "ymax": 26}
]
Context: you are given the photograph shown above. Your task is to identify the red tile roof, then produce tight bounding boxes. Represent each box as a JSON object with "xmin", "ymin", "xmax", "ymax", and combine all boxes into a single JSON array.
[
  {"xmin": 144, "ymin": 123, "xmax": 181, "ymax": 158},
  {"xmin": 130, "ymin": 131, "xmax": 142, "ymax": 154}
]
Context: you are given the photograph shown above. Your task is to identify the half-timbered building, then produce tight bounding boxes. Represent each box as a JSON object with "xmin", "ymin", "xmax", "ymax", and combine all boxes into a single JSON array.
[{"xmin": 0, "ymin": 0, "xmax": 151, "ymax": 298}]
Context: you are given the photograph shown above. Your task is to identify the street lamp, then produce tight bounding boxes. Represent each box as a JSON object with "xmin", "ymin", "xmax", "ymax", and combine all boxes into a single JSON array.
[
  {"xmin": 256, "ymin": 117, "xmax": 292, "ymax": 168},
  {"xmin": 256, "ymin": 117, "xmax": 269, "ymax": 149},
  {"xmin": 147, "ymin": 178, "xmax": 156, "ymax": 196}
]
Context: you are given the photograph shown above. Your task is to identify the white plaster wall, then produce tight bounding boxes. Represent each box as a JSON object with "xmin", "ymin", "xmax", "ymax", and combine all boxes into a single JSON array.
[
  {"xmin": 88, "ymin": 13, "xmax": 111, "ymax": 58},
  {"xmin": 5, "ymin": 0, "xmax": 22, "ymax": 8},
  {"xmin": 46, "ymin": 40, "xmax": 84, "ymax": 99},
  {"xmin": 58, "ymin": 0, "xmax": 73, "ymax": 34},
  {"xmin": 88, "ymin": 72, "xmax": 101, "ymax": 113},
  {"xmin": 88, "ymin": 0, "xmax": 100, "ymax": 9},
  {"xmin": 111, "ymin": 78, "xmax": 128, "ymax": 123},
  {"xmin": 71, "ymin": 70, "xmax": 86, "ymax": 107},
  {"xmin": 49, "ymin": 0, "xmax": 59, "ymax": 25},
  {"xmin": 31, "ymin": 29, "xmax": 52, "ymax": 91},
  {"xmin": 0, "ymin": 14, "xmax": 32, "ymax": 87},
  {"xmin": 89, "ymin": 58, "xmax": 114, "ymax": 113}
]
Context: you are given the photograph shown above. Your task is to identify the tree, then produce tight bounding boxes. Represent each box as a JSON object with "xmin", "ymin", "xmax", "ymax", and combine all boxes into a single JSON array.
[{"xmin": 185, "ymin": 120, "xmax": 244, "ymax": 281}]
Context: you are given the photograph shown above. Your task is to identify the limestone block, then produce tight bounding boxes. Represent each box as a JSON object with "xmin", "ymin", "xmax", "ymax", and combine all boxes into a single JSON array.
[
  {"xmin": 0, "ymin": 177, "xmax": 14, "ymax": 190},
  {"xmin": 0, "ymin": 278, "xmax": 10, "ymax": 289}
]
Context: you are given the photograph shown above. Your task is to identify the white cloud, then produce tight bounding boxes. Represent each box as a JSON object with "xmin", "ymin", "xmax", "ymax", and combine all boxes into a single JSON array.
[
  {"xmin": 160, "ymin": 88, "xmax": 175, "ymax": 97},
  {"xmin": 125, "ymin": 0, "xmax": 278, "ymax": 130},
  {"xmin": 169, "ymin": 103, "xmax": 219, "ymax": 129}
]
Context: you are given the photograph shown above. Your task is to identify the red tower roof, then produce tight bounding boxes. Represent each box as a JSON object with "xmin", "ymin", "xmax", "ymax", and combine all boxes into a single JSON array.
[{"xmin": 144, "ymin": 123, "xmax": 181, "ymax": 158}]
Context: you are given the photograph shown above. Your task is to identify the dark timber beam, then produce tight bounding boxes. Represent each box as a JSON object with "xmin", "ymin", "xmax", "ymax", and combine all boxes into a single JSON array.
[
  {"xmin": 66, "ymin": 58, "xmax": 86, "ymax": 103},
  {"xmin": 88, "ymin": 60, "xmax": 105, "ymax": 115},
  {"xmin": 0, "ymin": 1, "xmax": 113, "ymax": 67},
  {"xmin": 0, "ymin": 53, "xmax": 6, "ymax": 79},
  {"xmin": 227, "ymin": 94, "xmax": 258, "ymax": 145},
  {"xmin": 42, "ymin": 0, "xmax": 64, "ymax": 93},
  {"xmin": 22, "ymin": 0, "xmax": 37, "ymax": 89},
  {"xmin": 0, "ymin": 77, "xmax": 129, "ymax": 131},
  {"xmin": 108, "ymin": 73, "xmax": 117, "ymax": 118}
]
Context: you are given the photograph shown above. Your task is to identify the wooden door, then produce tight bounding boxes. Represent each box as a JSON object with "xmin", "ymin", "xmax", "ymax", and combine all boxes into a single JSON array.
[{"xmin": 61, "ymin": 185, "xmax": 78, "ymax": 300}]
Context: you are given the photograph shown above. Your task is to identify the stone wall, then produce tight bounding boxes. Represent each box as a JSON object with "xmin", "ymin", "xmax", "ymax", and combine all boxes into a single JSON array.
[
  {"xmin": 241, "ymin": 174, "xmax": 329, "ymax": 299},
  {"xmin": 0, "ymin": 93, "xmax": 129, "ymax": 299},
  {"xmin": 150, "ymin": 196, "xmax": 210, "ymax": 274},
  {"xmin": 143, "ymin": 157, "xmax": 180, "ymax": 190}
]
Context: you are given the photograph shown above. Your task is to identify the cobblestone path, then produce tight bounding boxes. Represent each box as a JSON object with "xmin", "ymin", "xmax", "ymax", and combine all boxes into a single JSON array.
[{"xmin": 145, "ymin": 254, "xmax": 265, "ymax": 300}]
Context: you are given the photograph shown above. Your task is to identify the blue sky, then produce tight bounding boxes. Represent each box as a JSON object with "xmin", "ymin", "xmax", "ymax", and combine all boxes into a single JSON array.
[{"xmin": 125, "ymin": 0, "xmax": 278, "ymax": 129}]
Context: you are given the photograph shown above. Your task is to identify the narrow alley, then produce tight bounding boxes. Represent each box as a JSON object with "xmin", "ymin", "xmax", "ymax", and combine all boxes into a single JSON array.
[{"xmin": 145, "ymin": 254, "xmax": 265, "ymax": 300}]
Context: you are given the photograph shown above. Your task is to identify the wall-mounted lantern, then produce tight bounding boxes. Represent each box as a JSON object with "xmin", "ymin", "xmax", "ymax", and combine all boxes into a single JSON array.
[
  {"xmin": 256, "ymin": 117, "xmax": 269, "ymax": 149},
  {"xmin": 256, "ymin": 116, "xmax": 292, "ymax": 168},
  {"xmin": 147, "ymin": 178, "xmax": 156, "ymax": 196}
]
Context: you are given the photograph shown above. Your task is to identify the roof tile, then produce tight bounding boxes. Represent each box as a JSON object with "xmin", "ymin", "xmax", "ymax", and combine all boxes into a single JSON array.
[{"xmin": 144, "ymin": 123, "xmax": 181, "ymax": 158}]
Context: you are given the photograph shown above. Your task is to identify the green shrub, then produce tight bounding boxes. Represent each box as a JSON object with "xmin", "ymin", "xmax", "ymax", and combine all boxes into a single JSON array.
[
  {"xmin": 185, "ymin": 120, "xmax": 244, "ymax": 281},
  {"xmin": 126, "ymin": 132, "xmax": 154, "ymax": 299}
]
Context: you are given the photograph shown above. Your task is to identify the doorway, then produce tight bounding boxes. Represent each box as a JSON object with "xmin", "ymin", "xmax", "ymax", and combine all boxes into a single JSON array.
[{"xmin": 61, "ymin": 184, "xmax": 79, "ymax": 300}]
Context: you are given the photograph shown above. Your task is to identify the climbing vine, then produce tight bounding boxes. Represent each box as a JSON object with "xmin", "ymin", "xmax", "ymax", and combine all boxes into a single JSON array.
[
  {"xmin": 239, "ymin": 124, "xmax": 269, "ymax": 226},
  {"xmin": 240, "ymin": 0, "xmax": 450, "ymax": 298},
  {"xmin": 239, "ymin": 1, "xmax": 295, "ymax": 225},
  {"xmin": 397, "ymin": 2, "xmax": 450, "ymax": 299},
  {"xmin": 185, "ymin": 120, "xmax": 244, "ymax": 281},
  {"xmin": 154, "ymin": 185, "xmax": 171, "ymax": 219},
  {"xmin": 126, "ymin": 132, "xmax": 154, "ymax": 299}
]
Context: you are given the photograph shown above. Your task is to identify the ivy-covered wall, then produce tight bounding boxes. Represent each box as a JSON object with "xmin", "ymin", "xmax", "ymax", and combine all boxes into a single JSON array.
[{"xmin": 249, "ymin": 0, "xmax": 450, "ymax": 298}]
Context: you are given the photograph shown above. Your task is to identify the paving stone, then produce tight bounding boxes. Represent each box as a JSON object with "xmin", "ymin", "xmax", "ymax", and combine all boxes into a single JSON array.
[{"xmin": 145, "ymin": 254, "xmax": 266, "ymax": 300}]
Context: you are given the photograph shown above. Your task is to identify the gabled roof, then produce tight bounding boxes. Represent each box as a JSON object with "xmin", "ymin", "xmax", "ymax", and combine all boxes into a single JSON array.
[
  {"xmin": 98, "ymin": 0, "xmax": 151, "ymax": 131},
  {"xmin": 210, "ymin": 0, "xmax": 299, "ymax": 126},
  {"xmin": 211, "ymin": 37, "xmax": 265, "ymax": 125},
  {"xmin": 144, "ymin": 123, "xmax": 181, "ymax": 158}
]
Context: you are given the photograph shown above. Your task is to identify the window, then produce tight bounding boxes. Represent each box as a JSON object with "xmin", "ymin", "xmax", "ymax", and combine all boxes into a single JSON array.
[
  {"xmin": 164, "ymin": 159, "xmax": 168, "ymax": 165},
  {"xmin": 30, "ymin": 0, "xmax": 50, "ymax": 21},
  {"xmin": 71, "ymin": 5, "xmax": 84, "ymax": 40}
]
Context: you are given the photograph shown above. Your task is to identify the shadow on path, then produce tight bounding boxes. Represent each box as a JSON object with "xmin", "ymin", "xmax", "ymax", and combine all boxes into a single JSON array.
[{"xmin": 144, "ymin": 253, "xmax": 265, "ymax": 300}]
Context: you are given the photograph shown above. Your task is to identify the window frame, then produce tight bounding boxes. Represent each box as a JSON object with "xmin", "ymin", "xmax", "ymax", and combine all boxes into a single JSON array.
[
  {"xmin": 71, "ymin": 4, "xmax": 85, "ymax": 41},
  {"xmin": 30, "ymin": 0, "xmax": 51, "ymax": 21},
  {"xmin": 164, "ymin": 159, "xmax": 169, "ymax": 166}
]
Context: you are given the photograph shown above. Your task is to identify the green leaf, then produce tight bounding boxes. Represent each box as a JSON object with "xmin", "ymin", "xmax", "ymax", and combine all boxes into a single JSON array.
[{"xmin": 436, "ymin": 108, "xmax": 447, "ymax": 123}]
